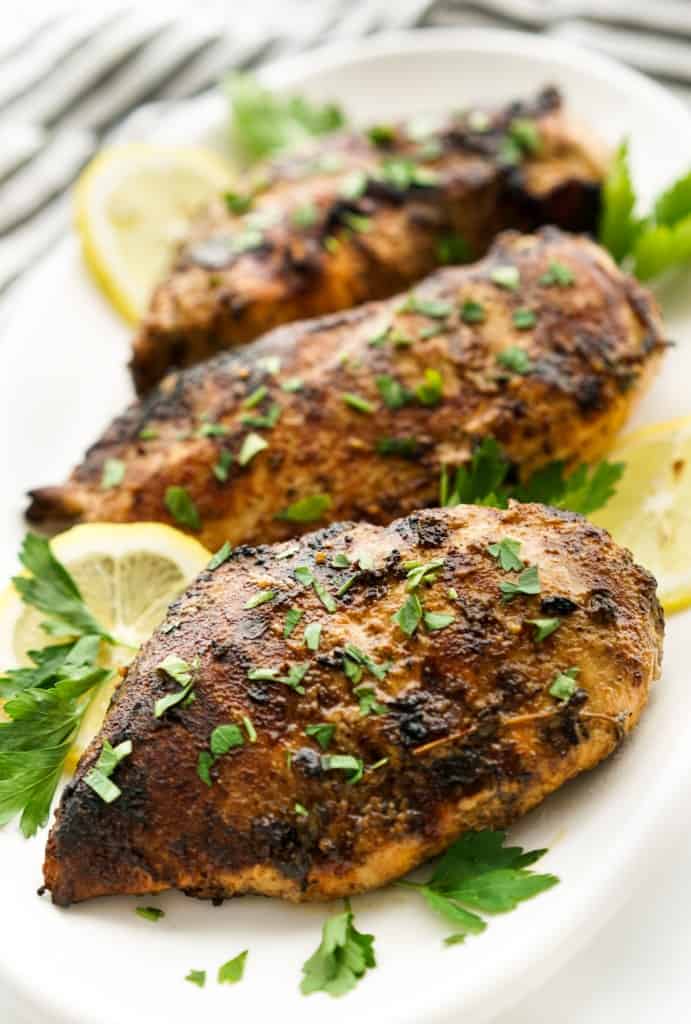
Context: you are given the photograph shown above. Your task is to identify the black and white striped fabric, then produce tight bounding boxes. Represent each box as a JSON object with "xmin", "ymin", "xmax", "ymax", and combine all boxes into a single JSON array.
[{"xmin": 2, "ymin": 1, "xmax": 691, "ymax": 299}]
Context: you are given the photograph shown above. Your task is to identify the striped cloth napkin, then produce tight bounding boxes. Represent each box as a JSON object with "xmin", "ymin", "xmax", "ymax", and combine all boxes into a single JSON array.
[{"xmin": 2, "ymin": 0, "xmax": 691, "ymax": 299}]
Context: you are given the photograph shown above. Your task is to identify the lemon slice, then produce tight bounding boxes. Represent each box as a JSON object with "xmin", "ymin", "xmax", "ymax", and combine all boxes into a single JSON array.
[
  {"xmin": 0, "ymin": 523, "xmax": 210, "ymax": 769},
  {"xmin": 75, "ymin": 144, "xmax": 234, "ymax": 322},
  {"xmin": 591, "ymin": 416, "xmax": 691, "ymax": 613}
]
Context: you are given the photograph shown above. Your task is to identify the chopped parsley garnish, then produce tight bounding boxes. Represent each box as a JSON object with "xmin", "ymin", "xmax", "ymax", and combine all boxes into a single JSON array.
[
  {"xmin": 549, "ymin": 666, "xmax": 580, "ymax": 701},
  {"xmin": 343, "ymin": 643, "xmax": 390, "ymax": 682},
  {"xmin": 391, "ymin": 592, "xmax": 422, "ymax": 637},
  {"xmin": 281, "ymin": 377, "xmax": 303, "ymax": 392},
  {"xmin": 101, "ymin": 458, "xmax": 124, "ymax": 489},
  {"xmin": 277, "ymin": 493, "xmax": 332, "ymax": 523},
  {"xmin": 331, "ymin": 553, "xmax": 350, "ymax": 568},
  {"xmin": 294, "ymin": 565, "xmax": 314, "ymax": 586},
  {"xmin": 340, "ymin": 170, "xmax": 368, "ymax": 199},
  {"xmin": 292, "ymin": 202, "xmax": 319, "ymax": 228},
  {"xmin": 164, "ymin": 486, "xmax": 201, "ymax": 531},
  {"xmin": 238, "ymin": 431, "xmax": 268, "ymax": 466},
  {"xmin": 321, "ymin": 753, "xmax": 364, "ymax": 784},
  {"xmin": 415, "ymin": 368, "xmax": 443, "ymax": 406},
  {"xmin": 213, "ymin": 449, "xmax": 233, "ymax": 483},
  {"xmin": 242, "ymin": 402, "xmax": 282, "ymax": 429},
  {"xmin": 490, "ymin": 265, "xmax": 520, "ymax": 290},
  {"xmin": 512, "ymin": 308, "xmax": 536, "ymax": 330},
  {"xmin": 247, "ymin": 662, "xmax": 309, "ymax": 694},
  {"xmin": 423, "ymin": 611, "xmax": 455, "ymax": 632},
  {"xmin": 380, "ymin": 158, "xmax": 438, "ymax": 189},
  {"xmin": 399, "ymin": 294, "xmax": 452, "ymax": 319},
  {"xmin": 197, "ymin": 420, "xmax": 228, "ymax": 437},
  {"xmin": 304, "ymin": 622, "xmax": 322, "ymax": 650},
  {"xmin": 197, "ymin": 723, "xmax": 245, "ymax": 785},
  {"xmin": 154, "ymin": 654, "xmax": 197, "ymax": 717},
  {"xmin": 486, "ymin": 538, "xmax": 524, "ymax": 572},
  {"xmin": 242, "ymin": 715, "xmax": 257, "ymax": 742},
  {"xmin": 460, "ymin": 299, "xmax": 486, "ymax": 324},
  {"xmin": 218, "ymin": 950, "xmax": 248, "ymax": 985},
  {"xmin": 354, "ymin": 685, "xmax": 386, "ymax": 716},
  {"xmin": 284, "ymin": 607, "xmax": 303, "ymax": 637},
  {"xmin": 376, "ymin": 374, "xmax": 410, "ymax": 409},
  {"xmin": 402, "ymin": 829, "xmax": 558, "ymax": 945},
  {"xmin": 528, "ymin": 617, "xmax": 561, "ymax": 642},
  {"xmin": 342, "ymin": 211, "xmax": 372, "ymax": 233},
  {"xmin": 227, "ymin": 73, "xmax": 345, "ymax": 164},
  {"xmin": 306, "ymin": 722, "xmax": 334, "ymax": 749},
  {"xmin": 257, "ymin": 359, "xmax": 282, "ymax": 382},
  {"xmin": 314, "ymin": 579, "xmax": 337, "ymax": 613},
  {"xmin": 497, "ymin": 346, "xmax": 533, "ymax": 374},
  {"xmin": 539, "ymin": 261, "xmax": 575, "ymax": 286},
  {"xmin": 135, "ymin": 906, "xmax": 164, "ymax": 922},
  {"xmin": 225, "ymin": 190, "xmax": 253, "ymax": 214},
  {"xmin": 376, "ymin": 437, "xmax": 419, "ymax": 459},
  {"xmin": 301, "ymin": 899, "xmax": 376, "ymax": 997},
  {"xmin": 83, "ymin": 738, "xmax": 132, "ymax": 804},
  {"xmin": 336, "ymin": 574, "xmax": 360, "ymax": 597},
  {"xmin": 342, "ymin": 392, "xmax": 375, "ymax": 414},
  {"xmin": 244, "ymin": 589, "xmax": 275, "ymax": 609},
  {"xmin": 295, "ymin": 802, "xmax": 309, "ymax": 817},
  {"xmin": 499, "ymin": 565, "xmax": 540, "ymax": 602},
  {"xmin": 368, "ymin": 123, "xmax": 395, "ymax": 146},
  {"xmin": 242, "ymin": 384, "xmax": 268, "ymax": 409},
  {"xmin": 139, "ymin": 426, "xmax": 158, "ymax": 440},
  {"xmin": 185, "ymin": 970, "xmax": 206, "ymax": 989},
  {"xmin": 509, "ymin": 117, "xmax": 541, "ymax": 155},
  {"xmin": 406, "ymin": 557, "xmax": 445, "ymax": 590},
  {"xmin": 437, "ymin": 234, "xmax": 471, "ymax": 264},
  {"xmin": 207, "ymin": 541, "xmax": 232, "ymax": 570}
]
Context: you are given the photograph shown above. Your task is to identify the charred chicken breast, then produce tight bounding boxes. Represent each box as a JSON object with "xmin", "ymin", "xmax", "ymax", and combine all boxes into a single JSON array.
[
  {"xmin": 29, "ymin": 229, "xmax": 665, "ymax": 552},
  {"xmin": 130, "ymin": 87, "xmax": 606, "ymax": 392},
  {"xmin": 43, "ymin": 502, "xmax": 663, "ymax": 906}
]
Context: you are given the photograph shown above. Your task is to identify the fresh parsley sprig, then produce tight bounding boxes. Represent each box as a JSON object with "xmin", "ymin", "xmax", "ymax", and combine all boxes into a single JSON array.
[
  {"xmin": 440, "ymin": 438, "xmax": 624, "ymax": 516},
  {"xmin": 400, "ymin": 830, "xmax": 558, "ymax": 944},
  {"xmin": 599, "ymin": 141, "xmax": 691, "ymax": 280},
  {"xmin": 301, "ymin": 899, "xmax": 376, "ymax": 997}
]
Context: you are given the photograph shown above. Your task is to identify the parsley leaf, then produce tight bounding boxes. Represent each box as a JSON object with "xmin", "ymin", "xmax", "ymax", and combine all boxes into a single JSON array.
[
  {"xmin": 83, "ymin": 739, "xmax": 132, "ymax": 804},
  {"xmin": 423, "ymin": 611, "xmax": 455, "ymax": 632},
  {"xmin": 278, "ymin": 494, "xmax": 332, "ymax": 523},
  {"xmin": 304, "ymin": 622, "xmax": 322, "ymax": 651},
  {"xmin": 527, "ymin": 617, "xmax": 561, "ymax": 642},
  {"xmin": 343, "ymin": 643, "xmax": 390, "ymax": 681},
  {"xmin": 306, "ymin": 723, "xmax": 334, "ymax": 750},
  {"xmin": 12, "ymin": 534, "xmax": 111, "ymax": 641},
  {"xmin": 490, "ymin": 265, "xmax": 520, "ymax": 290},
  {"xmin": 354, "ymin": 685, "xmax": 385, "ymax": 716},
  {"xmin": 321, "ymin": 754, "xmax": 364, "ymax": 784},
  {"xmin": 244, "ymin": 589, "xmax": 275, "ymax": 609},
  {"xmin": 376, "ymin": 437, "xmax": 420, "ymax": 459},
  {"xmin": 376, "ymin": 374, "xmax": 411, "ymax": 410},
  {"xmin": 154, "ymin": 654, "xmax": 196, "ymax": 717},
  {"xmin": 406, "ymin": 558, "xmax": 445, "ymax": 590},
  {"xmin": 164, "ymin": 486, "xmax": 201, "ymax": 531},
  {"xmin": 101, "ymin": 458, "xmax": 124, "ymax": 489},
  {"xmin": 301, "ymin": 899, "xmax": 376, "ymax": 997},
  {"xmin": 539, "ymin": 261, "xmax": 574, "ymax": 286},
  {"xmin": 284, "ymin": 607, "xmax": 303, "ymax": 637},
  {"xmin": 437, "ymin": 234, "xmax": 472, "ymax": 265},
  {"xmin": 486, "ymin": 538, "xmax": 524, "ymax": 572},
  {"xmin": 512, "ymin": 308, "xmax": 536, "ymax": 330},
  {"xmin": 207, "ymin": 542, "xmax": 232, "ymax": 570},
  {"xmin": 497, "ymin": 346, "xmax": 533, "ymax": 374},
  {"xmin": 460, "ymin": 299, "xmax": 486, "ymax": 324},
  {"xmin": 415, "ymin": 368, "xmax": 443, "ymax": 407},
  {"xmin": 403, "ymin": 829, "xmax": 558, "ymax": 944},
  {"xmin": 599, "ymin": 141, "xmax": 638, "ymax": 263},
  {"xmin": 213, "ymin": 449, "xmax": 233, "ymax": 483},
  {"xmin": 391, "ymin": 592, "xmax": 422, "ymax": 637},
  {"xmin": 500, "ymin": 565, "xmax": 540, "ymax": 602},
  {"xmin": 218, "ymin": 950, "xmax": 248, "ymax": 985},
  {"xmin": 248, "ymin": 662, "xmax": 309, "ymax": 694},
  {"xmin": 135, "ymin": 906, "xmax": 164, "ymax": 922},
  {"xmin": 238, "ymin": 432, "xmax": 268, "ymax": 466},
  {"xmin": 185, "ymin": 969, "xmax": 206, "ymax": 988},
  {"xmin": 227, "ymin": 74, "xmax": 344, "ymax": 164},
  {"xmin": 549, "ymin": 666, "xmax": 580, "ymax": 701},
  {"xmin": 342, "ymin": 392, "xmax": 375, "ymax": 414}
]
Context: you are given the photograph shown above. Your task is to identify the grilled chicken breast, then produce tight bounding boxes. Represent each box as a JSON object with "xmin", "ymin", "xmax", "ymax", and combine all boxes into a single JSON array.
[
  {"xmin": 43, "ymin": 502, "xmax": 663, "ymax": 906},
  {"xmin": 130, "ymin": 87, "xmax": 606, "ymax": 392},
  {"xmin": 29, "ymin": 229, "xmax": 665, "ymax": 552}
]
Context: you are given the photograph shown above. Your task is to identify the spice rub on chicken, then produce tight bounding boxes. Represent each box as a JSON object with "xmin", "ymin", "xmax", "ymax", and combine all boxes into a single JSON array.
[
  {"xmin": 43, "ymin": 501, "xmax": 663, "ymax": 906},
  {"xmin": 28, "ymin": 229, "xmax": 666, "ymax": 552},
  {"xmin": 130, "ymin": 87, "xmax": 606, "ymax": 392}
]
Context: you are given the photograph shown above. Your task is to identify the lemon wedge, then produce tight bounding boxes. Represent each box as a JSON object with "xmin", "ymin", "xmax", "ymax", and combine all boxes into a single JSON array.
[
  {"xmin": 0, "ymin": 523, "xmax": 210, "ymax": 769},
  {"xmin": 75, "ymin": 144, "xmax": 234, "ymax": 322},
  {"xmin": 591, "ymin": 416, "xmax": 691, "ymax": 613}
]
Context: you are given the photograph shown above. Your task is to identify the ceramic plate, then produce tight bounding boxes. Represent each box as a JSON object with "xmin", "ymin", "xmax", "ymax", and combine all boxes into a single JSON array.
[{"xmin": 1, "ymin": 28, "xmax": 690, "ymax": 1024}]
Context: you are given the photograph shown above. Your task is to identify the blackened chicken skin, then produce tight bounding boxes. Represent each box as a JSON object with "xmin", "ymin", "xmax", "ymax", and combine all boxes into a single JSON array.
[
  {"xmin": 43, "ymin": 502, "xmax": 663, "ymax": 906},
  {"xmin": 28, "ymin": 229, "xmax": 665, "ymax": 552},
  {"xmin": 130, "ymin": 87, "xmax": 606, "ymax": 392}
]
